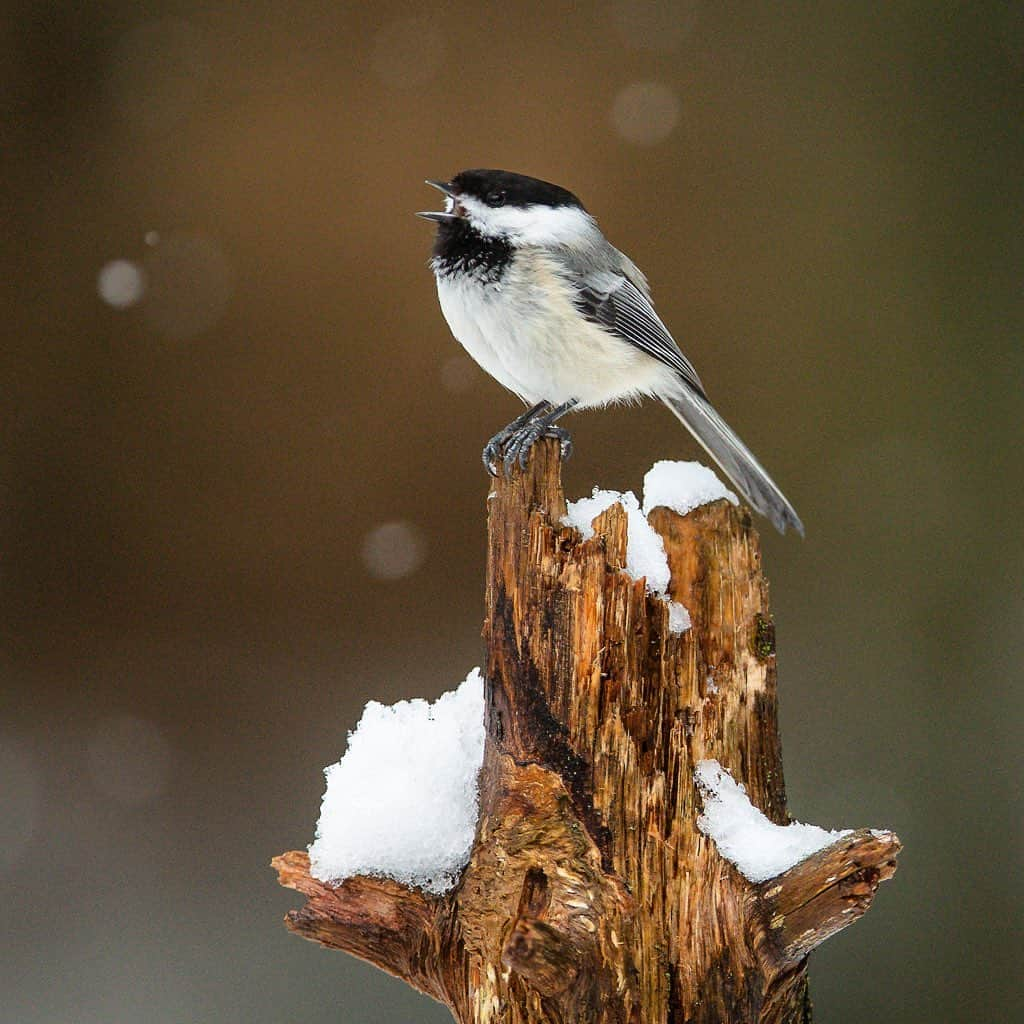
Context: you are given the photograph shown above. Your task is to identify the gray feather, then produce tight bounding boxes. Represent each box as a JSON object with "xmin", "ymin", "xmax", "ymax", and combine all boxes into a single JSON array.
[
  {"xmin": 571, "ymin": 270, "xmax": 707, "ymax": 398},
  {"xmin": 664, "ymin": 388, "xmax": 804, "ymax": 536}
]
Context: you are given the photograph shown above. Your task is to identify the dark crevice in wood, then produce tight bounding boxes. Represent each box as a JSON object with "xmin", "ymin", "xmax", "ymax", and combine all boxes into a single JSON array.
[{"xmin": 488, "ymin": 579, "xmax": 616, "ymax": 871}]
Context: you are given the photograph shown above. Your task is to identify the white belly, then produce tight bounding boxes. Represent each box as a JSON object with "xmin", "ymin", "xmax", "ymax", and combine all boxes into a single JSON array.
[{"xmin": 435, "ymin": 254, "xmax": 674, "ymax": 408}]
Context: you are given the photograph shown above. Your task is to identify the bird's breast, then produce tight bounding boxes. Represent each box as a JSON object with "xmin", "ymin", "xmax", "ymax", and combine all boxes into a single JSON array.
[{"xmin": 435, "ymin": 251, "xmax": 674, "ymax": 408}]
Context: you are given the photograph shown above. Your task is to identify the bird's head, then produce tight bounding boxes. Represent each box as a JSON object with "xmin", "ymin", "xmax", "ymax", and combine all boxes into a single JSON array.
[{"xmin": 418, "ymin": 169, "xmax": 594, "ymax": 245}]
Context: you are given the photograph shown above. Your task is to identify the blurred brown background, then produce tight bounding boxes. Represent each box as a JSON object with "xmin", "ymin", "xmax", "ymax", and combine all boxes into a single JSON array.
[{"xmin": 2, "ymin": 1, "xmax": 1022, "ymax": 1021}]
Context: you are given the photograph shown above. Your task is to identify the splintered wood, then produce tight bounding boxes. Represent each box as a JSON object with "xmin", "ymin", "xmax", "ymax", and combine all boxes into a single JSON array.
[{"xmin": 275, "ymin": 440, "xmax": 899, "ymax": 1023}]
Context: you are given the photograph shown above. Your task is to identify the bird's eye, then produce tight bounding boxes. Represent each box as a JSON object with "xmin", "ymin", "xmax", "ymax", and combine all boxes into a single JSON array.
[{"xmin": 486, "ymin": 190, "xmax": 507, "ymax": 208}]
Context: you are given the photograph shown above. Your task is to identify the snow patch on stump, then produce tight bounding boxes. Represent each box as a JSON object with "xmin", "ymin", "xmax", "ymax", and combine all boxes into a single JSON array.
[
  {"xmin": 642, "ymin": 460, "xmax": 738, "ymax": 517},
  {"xmin": 562, "ymin": 461, "xmax": 734, "ymax": 635},
  {"xmin": 309, "ymin": 669, "xmax": 485, "ymax": 895},
  {"xmin": 563, "ymin": 488, "xmax": 669, "ymax": 591},
  {"xmin": 695, "ymin": 760, "xmax": 852, "ymax": 882}
]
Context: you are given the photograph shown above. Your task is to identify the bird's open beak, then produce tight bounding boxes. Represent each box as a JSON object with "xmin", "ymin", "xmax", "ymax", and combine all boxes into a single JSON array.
[
  {"xmin": 425, "ymin": 179, "xmax": 456, "ymax": 197},
  {"xmin": 417, "ymin": 179, "xmax": 461, "ymax": 221}
]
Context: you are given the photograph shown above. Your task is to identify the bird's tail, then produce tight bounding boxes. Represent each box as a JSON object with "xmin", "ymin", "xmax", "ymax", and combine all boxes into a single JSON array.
[{"xmin": 662, "ymin": 387, "xmax": 804, "ymax": 536}]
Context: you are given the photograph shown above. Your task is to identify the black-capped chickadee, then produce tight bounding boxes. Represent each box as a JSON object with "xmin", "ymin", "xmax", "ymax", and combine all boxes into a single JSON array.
[{"xmin": 418, "ymin": 169, "xmax": 803, "ymax": 536}]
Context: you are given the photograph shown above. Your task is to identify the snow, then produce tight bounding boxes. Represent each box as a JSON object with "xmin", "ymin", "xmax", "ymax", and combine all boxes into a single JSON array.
[
  {"xmin": 563, "ymin": 487, "xmax": 677, "ymax": 622},
  {"xmin": 563, "ymin": 487, "xmax": 670, "ymax": 592},
  {"xmin": 667, "ymin": 601, "xmax": 692, "ymax": 632},
  {"xmin": 308, "ymin": 669, "xmax": 486, "ymax": 895},
  {"xmin": 642, "ymin": 460, "xmax": 738, "ymax": 517},
  {"xmin": 562, "ymin": 460, "xmax": 735, "ymax": 635},
  {"xmin": 561, "ymin": 488, "xmax": 623, "ymax": 541},
  {"xmin": 695, "ymin": 760, "xmax": 851, "ymax": 883}
]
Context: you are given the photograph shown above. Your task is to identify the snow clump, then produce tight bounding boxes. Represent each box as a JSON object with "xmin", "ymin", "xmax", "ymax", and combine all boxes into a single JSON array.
[
  {"xmin": 309, "ymin": 669, "xmax": 485, "ymax": 895},
  {"xmin": 695, "ymin": 760, "xmax": 852, "ymax": 883}
]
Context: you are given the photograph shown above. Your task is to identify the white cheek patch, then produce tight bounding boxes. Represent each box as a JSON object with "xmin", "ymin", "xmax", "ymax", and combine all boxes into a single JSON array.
[{"xmin": 461, "ymin": 196, "xmax": 595, "ymax": 246}]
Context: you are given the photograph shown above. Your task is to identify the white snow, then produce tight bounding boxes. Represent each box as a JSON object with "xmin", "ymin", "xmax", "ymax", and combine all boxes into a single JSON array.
[
  {"xmin": 308, "ymin": 669, "xmax": 485, "ymax": 895},
  {"xmin": 562, "ymin": 460, "xmax": 735, "ymax": 635},
  {"xmin": 563, "ymin": 487, "xmax": 679, "ymax": 625},
  {"xmin": 667, "ymin": 601, "xmax": 692, "ymax": 632},
  {"xmin": 695, "ymin": 760, "xmax": 851, "ymax": 883},
  {"xmin": 561, "ymin": 488, "xmax": 624, "ymax": 542},
  {"xmin": 642, "ymin": 460, "xmax": 738, "ymax": 517},
  {"xmin": 563, "ymin": 487, "xmax": 670, "ymax": 591}
]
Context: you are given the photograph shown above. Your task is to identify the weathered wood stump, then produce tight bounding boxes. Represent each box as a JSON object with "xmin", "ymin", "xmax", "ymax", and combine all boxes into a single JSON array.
[{"xmin": 274, "ymin": 440, "xmax": 899, "ymax": 1022}]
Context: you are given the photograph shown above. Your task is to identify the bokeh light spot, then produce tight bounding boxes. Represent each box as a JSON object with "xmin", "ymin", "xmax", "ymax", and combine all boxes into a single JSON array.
[
  {"xmin": 361, "ymin": 521, "xmax": 427, "ymax": 580},
  {"xmin": 97, "ymin": 259, "xmax": 146, "ymax": 309},
  {"xmin": 87, "ymin": 715, "xmax": 172, "ymax": 807},
  {"xmin": 610, "ymin": 81, "xmax": 681, "ymax": 146},
  {"xmin": 440, "ymin": 354, "xmax": 480, "ymax": 394}
]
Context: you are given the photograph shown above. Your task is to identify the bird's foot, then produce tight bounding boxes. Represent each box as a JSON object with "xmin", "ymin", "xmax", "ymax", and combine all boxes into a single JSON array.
[
  {"xmin": 502, "ymin": 423, "xmax": 571, "ymax": 475},
  {"xmin": 482, "ymin": 403, "xmax": 549, "ymax": 475},
  {"xmin": 482, "ymin": 427, "xmax": 514, "ymax": 476},
  {"xmin": 482, "ymin": 401, "xmax": 576, "ymax": 476},
  {"xmin": 481, "ymin": 422, "xmax": 572, "ymax": 476}
]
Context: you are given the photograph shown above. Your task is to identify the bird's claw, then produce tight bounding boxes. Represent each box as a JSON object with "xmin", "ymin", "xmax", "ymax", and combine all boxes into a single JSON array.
[
  {"xmin": 481, "ymin": 422, "xmax": 573, "ymax": 476},
  {"xmin": 502, "ymin": 423, "xmax": 541, "ymax": 475},
  {"xmin": 482, "ymin": 438, "xmax": 504, "ymax": 477},
  {"xmin": 507, "ymin": 424, "xmax": 574, "ymax": 473},
  {"xmin": 554, "ymin": 428, "xmax": 573, "ymax": 462}
]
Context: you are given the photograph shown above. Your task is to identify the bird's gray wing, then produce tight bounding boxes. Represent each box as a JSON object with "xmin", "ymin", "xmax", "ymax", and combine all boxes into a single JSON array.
[{"xmin": 572, "ymin": 269, "xmax": 707, "ymax": 398}]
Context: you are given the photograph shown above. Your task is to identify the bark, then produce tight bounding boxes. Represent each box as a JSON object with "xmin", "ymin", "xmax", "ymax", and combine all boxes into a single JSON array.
[{"xmin": 275, "ymin": 440, "xmax": 900, "ymax": 1022}]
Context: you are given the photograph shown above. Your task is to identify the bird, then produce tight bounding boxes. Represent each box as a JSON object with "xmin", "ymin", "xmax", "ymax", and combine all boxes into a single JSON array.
[{"xmin": 418, "ymin": 169, "xmax": 804, "ymax": 536}]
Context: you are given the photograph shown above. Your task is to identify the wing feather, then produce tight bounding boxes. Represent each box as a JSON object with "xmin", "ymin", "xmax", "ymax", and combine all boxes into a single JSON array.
[{"xmin": 574, "ymin": 272, "xmax": 706, "ymax": 398}]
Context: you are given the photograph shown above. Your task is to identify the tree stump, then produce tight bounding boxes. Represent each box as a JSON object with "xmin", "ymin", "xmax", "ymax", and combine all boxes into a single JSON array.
[{"xmin": 274, "ymin": 440, "xmax": 900, "ymax": 1022}]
